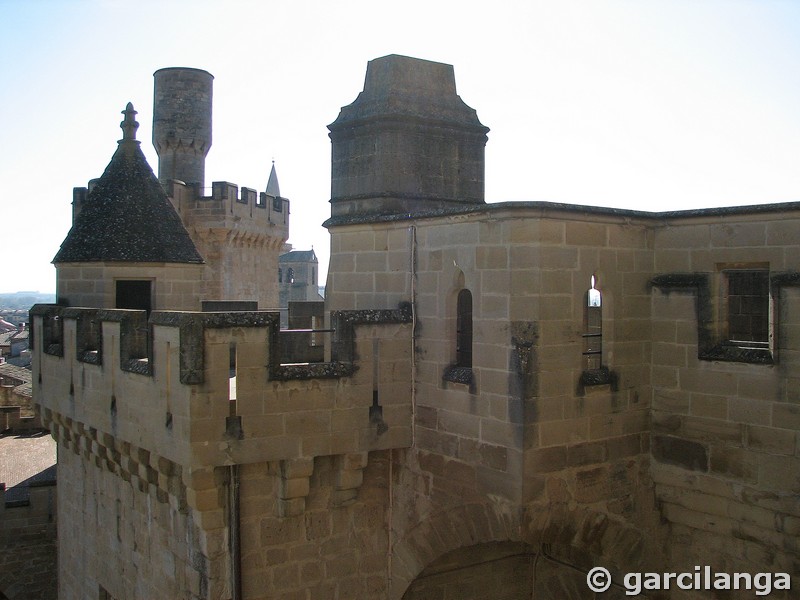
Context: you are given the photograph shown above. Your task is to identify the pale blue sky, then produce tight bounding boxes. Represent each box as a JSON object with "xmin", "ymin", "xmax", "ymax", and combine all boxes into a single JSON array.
[{"xmin": 1, "ymin": 0, "xmax": 799, "ymax": 293}]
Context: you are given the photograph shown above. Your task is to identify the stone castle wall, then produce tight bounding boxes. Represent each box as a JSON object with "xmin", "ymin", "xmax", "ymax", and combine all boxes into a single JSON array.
[
  {"xmin": 167, "ymin": 180, "xmax": 289, "ymax": 309},
  {"xmin": 324, "ymin": 203, "xmax": 800, "ymax": 598},
  {"xmin": 649, "ymin": 211, "xmax": 800, "ymax": 594},
  {"xmin": 32, "ymin": 303, "xmax": 413, "ymax": 599},
  {"xmin": 56, "ymin": 262, "xmax": 205, "ymax": 311}
]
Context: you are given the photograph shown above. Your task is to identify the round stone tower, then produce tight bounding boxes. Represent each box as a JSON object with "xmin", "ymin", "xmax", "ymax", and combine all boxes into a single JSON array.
[{"xmin": 152, "ymin": 67, "xmax": 214, "ymax": 190}]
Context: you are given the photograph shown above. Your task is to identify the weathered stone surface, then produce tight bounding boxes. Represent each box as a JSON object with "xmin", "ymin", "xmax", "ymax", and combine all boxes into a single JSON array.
[{"xmin": 652, "ymin": 435, "xmax": 708, "ymax": 472}]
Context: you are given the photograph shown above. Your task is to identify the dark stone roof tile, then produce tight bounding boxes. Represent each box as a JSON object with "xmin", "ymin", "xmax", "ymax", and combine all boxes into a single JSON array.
[{"xmin": 54, "ymin": 105, "xmax": 203, "ymax": 265}]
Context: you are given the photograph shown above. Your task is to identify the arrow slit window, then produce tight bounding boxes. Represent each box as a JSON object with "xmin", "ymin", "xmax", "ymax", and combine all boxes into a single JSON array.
[{"xmin": 456, "ymin": 289, "xmax": 473, "ymax": 369}]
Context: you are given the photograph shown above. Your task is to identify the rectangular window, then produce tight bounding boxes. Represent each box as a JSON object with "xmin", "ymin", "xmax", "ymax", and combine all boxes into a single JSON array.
[
  {"xmin": 115, "ymin": 280, "xmax": 152, "ymax": 313},
  {"xmin": 721, "ymin": 267, "xmax": 771, "ymax": 349},
  {"xmin": 726, "ymin": 270, "xmax": 769, "ymax": 344}
]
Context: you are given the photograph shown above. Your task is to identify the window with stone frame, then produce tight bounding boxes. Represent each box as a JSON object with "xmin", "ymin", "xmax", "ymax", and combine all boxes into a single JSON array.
[
  {"xmin": 578, "ymin": 274, "xmax": 617, "ymax": 391},
  {"xmin": 721, "ymin": 267, "xmax": 771, "ymax": 349},
  {"xmin": 443, "ymin": 282, "xmax": 474, "ymax": 386}
]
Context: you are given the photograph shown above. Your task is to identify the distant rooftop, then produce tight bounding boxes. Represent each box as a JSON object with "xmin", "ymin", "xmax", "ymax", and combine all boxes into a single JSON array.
[
  {"xmin": 0, "ymin": 432, "xmax": 56, "ymax": 505},
  {"xmin": 280, "ymin": 249, "xmax": 318, "ymax": 263}
]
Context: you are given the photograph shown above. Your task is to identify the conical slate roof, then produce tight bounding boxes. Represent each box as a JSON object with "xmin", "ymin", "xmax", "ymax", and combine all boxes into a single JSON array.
[
  {"xmin": 54, "ymin": 103, "xmax": 204, "ymax": 264},
  {"xmin": 266, "ymin": 161, "xmax": 280, "ymax": 197}
]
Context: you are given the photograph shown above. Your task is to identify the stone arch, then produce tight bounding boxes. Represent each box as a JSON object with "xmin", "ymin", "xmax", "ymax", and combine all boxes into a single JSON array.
[
  {"xmin": 520, "ymin": 503, "xmax": 646, "ymax": 571},
  {"xmin": 390, "ymin": 501, "xmax": 646, "ymax": 600},
  {"xmin": 389, "ymin": 500, "xmax": 520, "ymax": 600}
]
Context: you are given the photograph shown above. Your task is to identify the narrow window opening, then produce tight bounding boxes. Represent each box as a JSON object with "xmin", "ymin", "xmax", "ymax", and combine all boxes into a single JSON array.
[
  {"xmin": 225, "ymin": 341, "xmax": 244, "ymax": 439},
  {"xmin": 278, "ymin": 268, "xmax": 282, "ymax": 283},
  {"xmin": 456, "ymin": 289, "xmax": 473, "ymax": 369},
  {"xmin": 583, "ymin": 275, "xmax": 602, "ymax": 371},
  {"xmin": 369, "ymin": 338, "xmax": 387, "ymax": 434},
  {"xmin": 287, "ymin": 267, "xmax": 295, "ymax": 284},
  {"xmin": 229, "ymin": 342, "xmax": 237, "ymax": 416}
]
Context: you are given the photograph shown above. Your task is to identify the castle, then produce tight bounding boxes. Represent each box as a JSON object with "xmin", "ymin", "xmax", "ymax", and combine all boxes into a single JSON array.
[{"xmin": 29, "ymin": 55, "xmax": 800, "ymax": 599}]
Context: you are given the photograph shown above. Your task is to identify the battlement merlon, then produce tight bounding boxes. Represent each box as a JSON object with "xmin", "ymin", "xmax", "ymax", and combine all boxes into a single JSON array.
[
  {"xmin": 72, "ymin": 177, "xmax": 289, "ymax": 242},
  {"xmin": 164, "ymin": 179, "xmax": 290, "ymax": 237},
  {"xmin": 30, "ymin": 304, "xmax": 411, "ymax": 472}
]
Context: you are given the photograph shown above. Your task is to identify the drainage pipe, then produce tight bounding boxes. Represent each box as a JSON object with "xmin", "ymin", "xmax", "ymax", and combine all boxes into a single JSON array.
[{"xmin": 229, "ymin": 464, "xmax": 241, "ymax": 600}]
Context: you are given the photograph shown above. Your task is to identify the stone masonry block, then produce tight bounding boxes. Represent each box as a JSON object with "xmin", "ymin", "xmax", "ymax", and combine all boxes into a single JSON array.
[
  {"xmin": 340, "ymin": 452, "xmax": 368, "ymax": 471},
  {"xmin": 566, "ymin": 441, "xmax": 606, "ymax": 467},
  {"xmin": 661, "ymin": 502, "xmax": 735, "ymax": 537},
  {"xmin": 690, "ymin": 394, "xmax": 728, "ymax": 419},
  {"xmin": 539, "ymin": 247, "xmax": 578, "ymax": 271},
  {"xmin": 280, "ymin": 476, "xmax": 310, "ymax": 500},
  {"xmin": 758, "ymin": 454, "xmax": 800, "ymax": 493},
  {"xmin": 772, "ymin": 403, "xmax": 800, "ymax": 431},
  {"xmin": 709, "ymin": 445, "xmax": 758, "ymax": 483},
  {"xmin": 278, "ymin": 497, "xmax": 306, "ymax": 518},
  {"xmin": 652, "ymin": 435, "xmax": 708, "ymax": 472},
  {"xmin": 186, "ymin": 487, "xmax": 222, "ymax": 512},
  {"xmin": 335, "ymin": 468, "xmax": 363, "ymax": 491},
  {"xmin": 525, "ymin": 446, "xmax": 567, "ymax": 474},
  {"xmin": 261, "ymin": 515, "xmax": 305, "ymax": 545},
  {"xmin": 281, "ymin": 457, "xmax": 314, "ymax": 480},
  {"xmin": 746, "ymin": 425, "xmax": 796, "ymax": 455},
  {"xmin": 284, "ymin": 410, "xmax": 330, "ymax": 436},
  {"xmin": 332, "ymin": 488, "xmax": 358, "ymax": 506},
  {"xmin": 476, "ymin": 246, "xmax": 508, "ymax": 270},
  {"xmin": 766, "ymin": 220, "xmax": 800, "ymax": 246},
  {"xmin": 566, "ymin": 221, "xmax": 607, "ymax": 246},
  {"xmin": 683, "ymin": 416, "xmax": 744, "ymax": 445},
  {"xmin": 729, "ymin": 397, "xmax": 772, "ymax": 426}
]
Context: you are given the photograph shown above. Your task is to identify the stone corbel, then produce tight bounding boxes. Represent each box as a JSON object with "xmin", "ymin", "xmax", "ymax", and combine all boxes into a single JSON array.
[
  {"xmin": 333, "ymin": 452, "xmax": 368, "ymax": 506},
  {"xmin": 278, "ymin": 458, "xmax": 314, "ymax": 517}
]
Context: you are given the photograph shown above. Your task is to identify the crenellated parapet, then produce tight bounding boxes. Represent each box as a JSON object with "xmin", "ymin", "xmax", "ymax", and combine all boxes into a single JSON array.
[
  {"xmin": 31, "ymin": 303, "xmax": 412, "ymax": 477},
  {"xmin": 167, "ymin": 179, "xmax": 289, "ymax": 241},
  {"xmin": 165, "ymin": 178, "xmax": 290, "ymax": 308}
]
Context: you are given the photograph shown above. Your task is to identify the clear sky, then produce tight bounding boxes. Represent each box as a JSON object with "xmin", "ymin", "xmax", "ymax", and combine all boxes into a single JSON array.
[{"xmin": 1, "ymin": 0, "xmax": 798, "ymax": 294}]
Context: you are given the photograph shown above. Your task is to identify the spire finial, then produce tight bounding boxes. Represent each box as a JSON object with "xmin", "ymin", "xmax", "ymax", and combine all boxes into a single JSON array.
[
  {"xmin": 266, "ymin": 160, "xmax": 281, "ymax": 197},
  {"xmin": 120, "ymin": 102, "xmax": 139, "ymax": 141}
]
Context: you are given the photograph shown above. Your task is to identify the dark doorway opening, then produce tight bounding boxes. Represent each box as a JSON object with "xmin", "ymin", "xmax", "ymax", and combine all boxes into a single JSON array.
[{"xmin": 115, "ymin": 280, "xmax": 152, "ymax": 313}]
